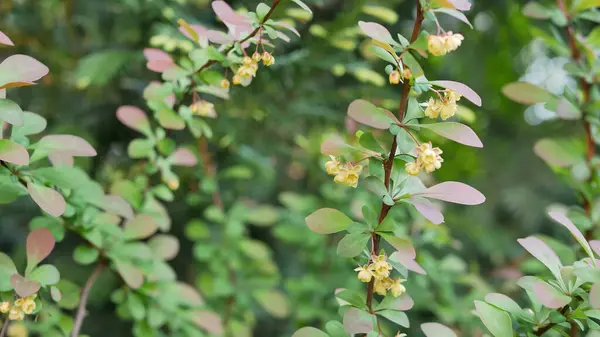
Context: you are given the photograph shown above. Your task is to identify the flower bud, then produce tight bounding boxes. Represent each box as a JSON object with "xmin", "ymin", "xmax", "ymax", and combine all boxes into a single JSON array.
[
  {"xmin": 389, "ymin": 70, "xmax": 401, "ymax": 84},
  {"xmin": 427, "ymin": 35, "xmax": 447, "ymax": 56},
  {"xmin": 252, "ymin": 51, "xmax": 262, "ymax": 62},
  {"xmin": 220, "ymin": 79, "xmax": 230, "ymax": 89},
  {"xmin": 262, "ymin": 52, "xmax": 275, "ymax": 66}
]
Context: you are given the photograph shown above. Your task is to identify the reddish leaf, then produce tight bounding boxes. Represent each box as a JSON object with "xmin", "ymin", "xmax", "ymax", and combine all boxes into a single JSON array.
[
  {"xmin": 174, "ymin": 281, "xmax": 204, "ymax": 305},
  {"xmin": 148, "ymin": 235, "xmax": 180, "ymax": 261},
  {"xmin": 26, "ymin": 228, "xmax": 56, "ymax": 271},
  {"xmin": 48, "ymin": 153, "xmax": 74, "ymax": 167},
  {"xmin": 556, "ymin": 98, "xmax": 581, "ymax": 120},
  {"xmin": 591, "ymin": 282, "xmax": 600, "ymax": 309},
  {"xmin": 415, "ymin": 181, "xmax": 485, "ymax": 205},
  {"xmin": 179, "ymin": 24, "xmax": 209, "ymax": 43},
  {"xmin": 0, "ymin": 31, "xmax": 13, "ymax": 46},
  {"xmin": 390, "ymin": 251, "xmax": 427, "ymax": 275},
  {"xmin": 421, "ymin": 323, "xmax": 457, "ymax": 337},
  {"xmin": 191, "ymin": 310, "xmax": 223, "ymax": 334},
  {"xmin": 212, "ymin": 1, "xmax": 249, "ymax": 25},
  {"xmin": 409, "ymin": 197, "xmax": 444, "ymax": 224},
  {"xmin": 206, "ymin": 30, "xmax": 234, "ymax": 44},
  {"xmin": 517, "ymin": 236, "xmax": 562, "ymax": 279},
  {"xmin": 347, "ymin": 99, "xmax": 399, "ymax": 129},
  {"xmin": 358, "ymin": 21, "xmax": 396, "ymax": 45},
  {"xmin": 533, "ymin": 281, "xmax": 571, "ymax": 308},
  {"xmin": 590, "ymin": 240, "xmax": 600, "ymax": 257},
  {"xmin": 115, "ymin": 261, "xmax": 144, "ymax": 289},
  {"xmin": 170, "ymin": 148, "xmax": 198, "ymax": 167},
  {"xmin": 0, "ymin": 55, "xmax": 49, "ymax": 89},
  {"xmin": 116, "ymin": 106, "xmax": 151, "ymax": 134},
  {"xmin": 38, "ymin": 135, "xmax": 97, "ymax": 157},
  {"xmin": 447, "ymin": 0, "xmax": 472, "ymax": 11},
  {"xmin": 123, "ymin": 214, "xmax": 158, "ymax": 240},
  {"xmin": 28, "ymin": 183, "xmax": 66, "ymax": 217},
  {"xmin": 381, "ymin": 234, "xmax": 416, "ymax": 259},
  {"xmin": 548, "ymin": 211, "xmax": 595, "ymax": 264},
  {"xmin": 434, "ymin": 8, "xmax": 473, "ymax": 28},
  {"xmin": 103, "ymin": 195, "xmax": 135, "ymax": 220},
  {"xmin": 430, "ymin": 80, "xmax": 482, "ymax": 106},
  {"xmin": 10, "ymin": 274, "xmax": 41, "ymax": 298},
  {"xmin": 0, "ymin": 139, "xmax": 29, "ymax": 165},
  {"xmin": 416, "ymin": 122, "xmax": 482, "ymax": 148},
  {"xmin": 380, "ymin": 293, "xmax": 414, "ymax": 311},
  {"xmin": 502, "ymin": 82, "xmax": 554, "ymax": 105},
  {"xmin": 143, "ymin": 48, "xmax": 174, "ymax": 73},
  {"xmin": 343, "ymin": 307, "xmax": 373, "ymax": 334}
]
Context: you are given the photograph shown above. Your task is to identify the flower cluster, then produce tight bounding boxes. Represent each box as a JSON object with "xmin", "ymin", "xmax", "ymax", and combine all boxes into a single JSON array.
[
  {"xmin": 190, "ymin": 100, "xmax": 217, "ymax": 118},
  {"xmin": 232, "ymin": 52, "xmax": 275, "ymax": 86},
  {"xmin": 424, "ymin": 89, "xmax": 462, "ymax": 120},
  {"xmin": 354, "ymin": 254, "xmax": 407, "ymax": 298},
  {"xmin": 325, "ymin": 156, "xmax": 363, "ymax": 188},
  {"xmin": 427, "ymin": 32, "xmax": 464, "ymax": 56},
  {"xmin": 405, "ymin": 142, "xmax": 444, "ymax": 176},
  {"xmin": 0, "ymin": 295, "xmax": 37, "ymax": 321}
]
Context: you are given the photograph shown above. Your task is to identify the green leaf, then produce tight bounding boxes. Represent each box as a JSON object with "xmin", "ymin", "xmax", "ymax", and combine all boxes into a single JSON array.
[
  {"xmin": 123, "ymin": 214, "xmax": 158, "ymax": 240},
  {"xmin": 291, "ymin": 0, "xmax": 312, "ymax": 14},
  {"xmin": 362, "ymin": 6, "xmax": 398, "ymax": 24},
  {"xmin": 380, "ymin": 234, "xmax": 415, "ymax": 257},
  {"xmin": 377, "ymin": 309, "xmax": 409, "ymax": 327},
  {"xmin": 55, "ymin": 280, "xmax": 81, "ymax": 309},
  {"xmin": 245, "ymin": 205, "xmax": 279, "ymax": 226},
  {"xmin": 127, "ymin": 292, "xmax": 146, "ymax": 320},
  {"xmin": 253, "ymin": 289, "xmax": 290, "ymax": 318},
  {"xmin": 305, "ymin": 208, "xmax": 353, "ymax": 234},
  {"xmin": 534, "ymin": 138, "xmax": 583, "ymax": 167},
  {"xmin": 0, "ymin": 175, "xmax": 27, "ymax": 204},
  {"xmin": 364, "ymin": 176, "xmax": 394, "ymax": 205},
  {"xmin": 74, "ymin": 50, "xmax": 135, "ymax": 88},
  {"xmin": 32, "ymin": 167, "xmax": 90, "ymax": 190},
  {"xmin": 29, "ymin": 216, "xmax": 64, "ymax": 242},
  {"xmin": 502, "ymin": 82, "xmax": 555, "ymax": 104},
  {"xmin": 335, "ymin": 289, "xmax": 368, "ymax": 310},
  {"xmin": 256, "ymin": 3, "xmax": 271, "ymax": 20},
  {"xmin": 347, "ymin": 99, "xmax": 399, "ymax": 129},
  {"xmin": 73, "ymin": 246, "xmax": 99, "ymax": 265},
  {"xmin": 0, "ymin": 253, "xmax": 17, "ymax": 291},
  {"xmin": 157, "ymin": 108, "xmax": 185, "ymax": 130},
  {"xmin": 337, "ymin": 232, "xmax": 370, "ymax": 257},
  {"xmin": 474, "ymin": 300, "xmax": 513, "ymax": 337},
  {"xmin": 29, "ymin": 264, "xmax": 60, "ymax": 286},
  {"xmin": 111, "ymin": 180, "xmax": 143, "ymax": 209},
  {"xmin": 292, "ymin": 328, "xmax": 329, "ymax": 337},
  {"xmin": 0, "ymin": 98, "xmax": 24, "ymax": 125},
  {"xmin": 572, "ymin": 0, "xmax": 600, "ymax": 12},
  {"xmin": 127, "ymin": 139, "xmax": 155, "ymax": 159}
]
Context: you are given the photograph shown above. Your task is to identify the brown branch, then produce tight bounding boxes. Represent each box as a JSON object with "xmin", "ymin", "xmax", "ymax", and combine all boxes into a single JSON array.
[
  {"xmin": 0, "ymin": 318, "xmax": 8, "ymax": 337},
  {"xmin": 71, "ymin": 262, "xmax": 105, "ymax": 337},
  {"xmin": 364, "ymin": 0, "xmax": 424, "ymax": 316}
]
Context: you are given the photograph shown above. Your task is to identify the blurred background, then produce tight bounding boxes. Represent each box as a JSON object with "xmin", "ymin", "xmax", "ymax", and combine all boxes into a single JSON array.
[{"xmin": 0, "ymin": 0, "xmax": 586, "ymax": 336}]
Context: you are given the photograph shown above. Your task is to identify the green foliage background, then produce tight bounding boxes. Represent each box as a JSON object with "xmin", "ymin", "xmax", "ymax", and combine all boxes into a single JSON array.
[{"xmin": 0, "ymin": 0, "xmax": 585, "ymax": 336}]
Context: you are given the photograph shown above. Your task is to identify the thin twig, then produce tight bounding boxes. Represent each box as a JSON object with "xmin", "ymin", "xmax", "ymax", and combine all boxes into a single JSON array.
[
  {"xmin": 0, "ymin": 318, "xmax": 9, "ymax": 337},
  {"xmin": 71, "ymin": 262, "xmax": 105, "ymax": 337}
]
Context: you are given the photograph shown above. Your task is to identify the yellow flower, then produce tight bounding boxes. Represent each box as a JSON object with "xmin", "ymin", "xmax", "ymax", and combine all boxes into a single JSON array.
[
  {"xmin": 220, "ymin": 79, "xmax": 230, "ymax": 89},
  {"xmin": 405, "ymin": 161, "xmax": 421, "ymax": 176},
  {"xmin": 444, "ymin": 89, "xmax": 462, "ymax": 103},
  {"xmin": 424, "ymin": 98, "xmax": 442, "ymax": 119},
  {"xmin": 0, "ymin": 301, "xmax": 10, "ymax": 313},
  {"xmin": 12, "ymin": 299, "xmax": 24, "ymax": 308},
  {"xmin": 416, "ymin": 142, "xmax": 443, "ymax": 173},
  {"xmin": 243, "ymin": 56, "xmax": 253, "ymax": 65},
  {"xmin": 389, "ymin": 70, "xmax": 401, "ymax": 85},
  {"xmin": 402, "ymin": 67, "xmax": 412, "ymax": 80},
  {"xmin": 20, "ymin": 300, "xmax": 35, "ymax": 315},
  {"xmin": 232, "ymin": 75, "xmax": 242, "ymax": 85},
  {"xmin": 427, "ymin": 34, "xmax": 447, "ymax": 56},
  {"xmin": 324, "ymin": 156, "xmax": 341, "ymax": 175},
  {"xmin": 369, "ymin": 254, "xmax": 392, "ymax": 280},
  {"xmin": 373, "ymin": 277, "xmax": 393, "ymax": 296},
  {"xmin": 390, "ymin": 278, "xmax": 407, "ymax": 297},
  {"xmin": 354, "ymin": 265, "xmax": 374, "ymax": 283},
  {"xmin": 262, "ymin": 52, "xmax": 275, "ymax": 66},
  {"xmin": 333, "ymin": 164, "xmax": 362, "ymax": 188},
  {"xmin": 252, "ymin": 51, "xmax": 262, "ymax": 62},
  {"xmin": 444, "ymin": 32, "xmax": 464, "ymax": 52},
  {"xmin": 8, "ymin": 308, "xmax": 24, "ymax": 321},
  {"xmin": 440, "ymin": 101, "xmax": 458, "ymax": 120},
  {"xmin": 190, "ymin": 100, "xmax": 217, "ymax": 118},
  {"xmin": 237, "ymin": 65, "xmax": 257, "ymax": 78},
  {"xmin": 7, "ymin": 322, "xmax": 28, "ymax": 337}
]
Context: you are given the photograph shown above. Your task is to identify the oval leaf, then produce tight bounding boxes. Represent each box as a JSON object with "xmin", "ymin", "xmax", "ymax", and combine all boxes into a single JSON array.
[
  {"xmin": 115, "ymin": 261, "xmax": 144, "ymax": 289},
  {"xmin": 10, "ymin": 274, "xmax": 41, "ymax": 298},
  {"xmin": 26, "ymin": 228, "xmax": 56, "ymax": 271},
  {"xmin": 0, "ymin": 139, "xmax": 29, "ymax": 165},
  {"xmin": 148, "ymin": 235, "xmax": 180, "ymax": 261},
  {"xmin": 415, "ymin": 122, "xmax": 483, "ymax": 148},
  {"xmin": 253, "ymin": 289, "xmax": 290, "ymax": 318},
  {"xmin": 548, "ymin": 211, "xmax": 595, "ymax": 265},
  {"xmin": 191, "ymin": 310, "xmax": 223, "ymax": 335},
  {"xmin": 517, "ymin": 236, "xmax": 562, "ymax": 279},
  {"xmin": 343, "ymin": 307, "xmax": 373, "ymax": 334},
  {"xmin": 421, "ymin": 323, "xmax": 457, "ymax": 337},
  {"xmin": 38, "ymin": 135, "xmax": 97, "ymax": 157},
  {"xmin": 0, "ymin": 54, "xmax": 49, "ymax": 89},
  {"xmin": 533, "ymin": 281, "xmax": 571, "ymax": 308},
  {"xmin": 348, "ymin": 99, "xmax": 398, "ymax": 129},
  {"xmin": 415, "ymin": 181, "xmax": 485, "ymax": 205},
  {"xmin": 408, "ymin": 197, "xmax": 444, "ymax": 224},
  {"xmin": 305, "ymin": 208, "xmax": 353, "ymax": 234},
  {"xmin": 484, "ymin": 293, "xmax": 522, "ymax": 313},
  {"xmin": 534, "ymin": 138, "xmax": 583, "ymax": 167},
  {"xmin": 474, "ymin": 300, "xmax": 512, "ymax": 337},
  {"xmin": 358, "ymin": 21, "xmax": 396, "ymax": 45},
  {"xmin": 0, "ymin": 98, "xmax": 24, "ymax": 125},
  {"xmin": 170, "ymin": 148, "xmax": 198, "ymax": 167},
  {"xmin": 143, "ymin": 48, "xmax": 174, "ymax": 73},
  {"xmin": 123, "ymin": 214, "xmax": 158, "ymax": 240},
  {"xmin": 292, "ymin": 327, "xmax": 329, "ymax": 337},
  {"xmin": 28, "ymin": 183, "xmax": 66, "ymax": 217},
  {"xmin": 430, "ymin": 80, "xmax": 482, "ymax": 106},
  {"xmin": 591, "ymin": 282, "xmax": 600, "ymax": 309},
  {"xmin": 116, "ymin": 106, "xmax": 151, "ymax": 134},
  {"xmin": 502, "ymin": 82, "xmax": 554, "ymax": 104}
]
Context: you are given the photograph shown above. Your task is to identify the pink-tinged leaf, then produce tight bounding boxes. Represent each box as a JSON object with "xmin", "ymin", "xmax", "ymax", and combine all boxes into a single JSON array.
[
  {"xmin": 447, "ymin": 0, "xmax": 472, "ymax": 11},
  {"xmin": 434, "ymin": 8, "xmax": 473, "ymax": 28},
  {"xmin": 381, "ymin": 234, "xmax": 416, "ymax": 259},
  {"xmin": 28, "ymin": 183, "xmax": 66, "ymax": 217},
  {"xmin": 123, "ymin": 214, "xmax": 158, "ymax": 240},
  {"xmin": 143, "ymin": 48, "xmax": 174, "ymax": 73},
  {"xmin": 0, "ymin": 31, "xmax": 13, "ymax": 46},
  {"xmin": 517, "ymin": 236, "xmax": 562, "ymax": 279},
  {"xmin": 212, "ymin": 1, "xmax": 250, "ymax": 26},
  {"xmin": 415, "ymin": 122, "xmax": 483, "ymax": 148},
  {"xmin": 174, "ymin": 281, "xmax": 204, "ymax": 305},
  {"xmin": 591, "ymin": 282, "xmax": 600, "ymax": 309},
  {"xmin": 0, "ymin": 55, "xmax": 49, "ymax": 89},
  {"xmin": 502, "ymin": 82, "xmax": 554, "ymax": 105},
  {"xmin": 421, "ymin": 323, "xmax": 457, "ymax": 337},
  {"xmin": 38, "ymin": 135, "xmax": 97, "ymax": 157},
  {"xmin": 347, "ymin": 99, "xmax": 399, "ymax": 129},
  {"xmin": 191, "ymin": 310, "xmax": 223, "ymax": 334},
  {"xmin": 115, "ymin": 261, "xmax": 144, "ymax": 289},
  {"xmin": 10, "ymin": 274, "xmax": 41, "ymax": 298},
  {"xmin": 590, "ymin": 240, "xmax": 600, "ymax": 257},
  {"xmin": 170, "ymin": 148, "xmax": 197, "ymax": 167},
  {"xmin": 292, "ymin": 327, "xmax": 329, "ymax": 337},
  {"xmin": 48, "ymin": 153, "xmax": 74, "ymax": 167},
  {"xmin": 390, "ymin": 251, "xmax": 427, "ymax": 275},
  {"xmin": 408, "ymin": 197, "xmax": 444, "ymax": 224},
  {"xmin": 321, "ymin": 135, "xmax": 348, "ymax": 156},
  {"xmin": 415, "ymin": 181, "xmax": 485, "ymax": 205},
  {"xmin": 548, "ymin": 211, "xmax": 595, "ymax": 265},
  {"xmin": 430, "ymin": 80, "xmax": 482, "ymax": 106},
  {"xmin": 380, "ymin": 293, "xmax": 414, "ymax": 311},
  {"xmin": 103, "ymin": 195, "xmax": 134, "ymax": 220},
  {"xmin": 272, "ymin": 21, "xmax": 301, "ymax": 37},
  {"xmin": 358, "ymin": 21, "xmax": 396, "ymax": 45},
  {"xmin": 0, "ymin": 139, "xmax": 29, "ymax": 165},
  {"xmin": 556, "ymin": 98, "xmax": 581, "ymax": 120},
  {"xmin": 179, "ymin": 24, "xmax": 209, "ymax": 43},
  {"xmin": 148, "ymin": 235, "xmax": 180, "ymax": 261},
  {"xmin": 116, "ymin": 106, "xmax": 151, "ymax": 134},
  {"xmin": 305, "ymin": 208, "xmax": 353, "ymax": 234},
  {"xmin": 534, "ymin": 138, "xmax": 582, "ymax": 168},
  {"xmin": 206, "ymin": 30, "xmax": 234, "ymax": 45},
  {"xmin": 277, "ymin": 31, "xmax": 291, "ymax": 43},
  {"xmin": 533, "ymin": 281, "xmax": 571, "ymax": 308},
  {"xmin": 26, "ymin": 228, "xmax": 56, "ymax": 271},
  {"xmin": 343, "ymin": 307, "xmax": 373, "ymax": 334}
]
